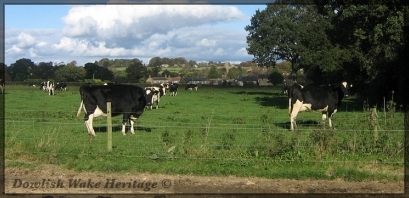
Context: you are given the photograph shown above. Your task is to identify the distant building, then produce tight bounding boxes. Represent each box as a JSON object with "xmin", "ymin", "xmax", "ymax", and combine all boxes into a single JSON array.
[
  {"xmin": 257, "ymin": 74, "xmax": 273, "ymax": 86},
  {"xmin": 180, "ymin": 77, "xmax": 209, "ymax": 84},
  {"xmin": 146, "ymin": 75, "xmax": 169, "ymax": 84},
  {"xmin": 236, "ymin": 76, "xmax": 258, "ymax": 86}
]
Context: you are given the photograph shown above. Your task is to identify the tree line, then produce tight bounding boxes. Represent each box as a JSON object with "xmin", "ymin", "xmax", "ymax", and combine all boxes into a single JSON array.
[
  {"xmin": 245, "ymin": 0, "xmax": 408, "ymax": 108},
  {"xmin": 1, "ymin": 57, "xmax": 289, "ymax": 84}
]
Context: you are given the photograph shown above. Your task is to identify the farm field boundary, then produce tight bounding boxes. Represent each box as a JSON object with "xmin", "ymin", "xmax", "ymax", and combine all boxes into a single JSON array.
[{"xmin": 4, "ymin": 85, "xmax": 404, "ymax": 185}]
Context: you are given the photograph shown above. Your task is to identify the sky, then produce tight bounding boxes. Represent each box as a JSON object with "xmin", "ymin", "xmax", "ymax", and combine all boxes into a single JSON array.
[{"xmin": 4, "ymin": 3, "xmax": 268, "ymax": 66}]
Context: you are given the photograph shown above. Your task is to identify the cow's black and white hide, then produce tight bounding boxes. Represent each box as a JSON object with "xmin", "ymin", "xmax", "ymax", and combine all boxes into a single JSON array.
[
  {"xmin": 40, "ymin": 81, "xmax": 47, "ymax": 91},
  {"xmin": 169, "ymin": 83, "xmax": 179, "ymax": 96},
  {"xmin": 76, "ymin": 84, "xmax": 148, "ymax": 136},
  {"xmin": 185, "ymin": 83, "xmax": 198, "ymax": 91},
  {"xmin": 287, "ymin": 82, "xmax": 350, "ymax": 130},
  {"xmin": 55, "ymin": 82, "xmax": 67, "ymax": 91},
  {"xmin": 47, "ymin": 81, "xmax": 55, "ymax": 95},
  {"xmin": 0, "ymin": 79, "xmax": 4, "ymax": 94},
  {"xmin": 144, "ymin": 84, "xmax": 166, "ymax": 109}
]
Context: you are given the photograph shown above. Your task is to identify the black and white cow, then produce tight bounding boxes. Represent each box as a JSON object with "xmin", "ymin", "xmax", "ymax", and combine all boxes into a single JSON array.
[
  {"xmin": 144, "ymin": 83, "xmax": 166, "ymax": 109},
  {"xmin": 287, "ymin": 82, "xmax": 350, "ymax": 130},
  {"xmin": 76, "ymin": 84, "xmax": 148, "ymax": 136},
  {"xmin": 0, "ymin": 79, "xmax": 4, "ymax": 94},
  {"xmin": 55, "ymin": 82, "xmax": 67, "ymax": 91},
  {"xmin": 40, "ymin": 81, "xmax": 47, "ymax": 90},
  {"xmin": 185, "ymin": 83, "xmax": 198, "ymax": 91},
  {"xmin": 40, "ymin": 81, "xmax": 54, "ymax": 95},
  {"xmin": 169, "ymin": 83, "xmax": 179, "ymax": 96}
]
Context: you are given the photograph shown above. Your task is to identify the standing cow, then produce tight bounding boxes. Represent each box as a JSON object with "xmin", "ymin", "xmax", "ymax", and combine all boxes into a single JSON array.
[
  {"xmin": 185, "ymin": 83, "xmax": 198, "ymax": 91},
  {"xmin": 169, "ymin": 83, "xmax": 179, "ymax": 96},
  {"xmin": 76, "ymin": 84, "xmax": 148, "ymax": 136},
  {"xmin": 287, "ymin": 82, "xmax": 350, "ymax": 130},
  {"xmin": 55, "ymin": 82, "xmax": 67, "ymax": 91},
  {"xmin": 0, "ymin": 79, "xmax": 4, "ymax": 94},
  {"xmin": 47, "ymin": 81, "xmax": 55, "ymax": 95},
  {"xmin": 144, "ymin": 83, "xmax": 166, "ymax": 109}
]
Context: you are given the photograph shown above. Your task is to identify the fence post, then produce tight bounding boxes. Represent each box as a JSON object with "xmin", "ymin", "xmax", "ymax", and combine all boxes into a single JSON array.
[
  {"xmin": 107, "ymin": 101, "xmax": 112, "ymax": 152},
  {"xmin": 370, "ymin": 107, "xmax": 378, "ymax": 145}
]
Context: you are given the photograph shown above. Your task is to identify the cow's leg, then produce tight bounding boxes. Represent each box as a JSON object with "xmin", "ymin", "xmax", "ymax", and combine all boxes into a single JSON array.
[
  {"xmin": 321, "ymin": 112, "xmax": 327, "ymax": 128},
  {"xmin": 328, "ymin": 109, "xmax": 337, "ymax": 128},
  {"xmin": 130, "ymin": 119, "xmax": 135, "ymax": 134},
  {"xmin": 290, "ymin": 100, "xmax": 303, "ymax": 131},
  {"xmin": 121, "ymin": 122, "xmax": 127, "ymax": 135},
  {"xmin": 84, "ymin": 114, "xmax": 96, "ymax": 136}
]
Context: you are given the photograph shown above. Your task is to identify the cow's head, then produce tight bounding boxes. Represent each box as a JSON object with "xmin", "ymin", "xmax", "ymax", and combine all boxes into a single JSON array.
[
  {"xmin": 341, "ymin": 81, "xmax": 351, "ymax": 98},
  {"xmin": 144, "ymin": 88, "xmax": 153, "ymax": 107},
  {"xmin": 158, "ymin": 84, "xmax": 166, "ymax": 96}
]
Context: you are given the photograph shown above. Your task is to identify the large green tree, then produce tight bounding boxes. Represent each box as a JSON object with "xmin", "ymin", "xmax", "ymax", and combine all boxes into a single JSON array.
[
  {"xmin": 54, "ymin": 65, "xmax": 86, "ymax": 82},
  {"xmin": 126, "ymin": 59, "xmax": 147, "ymax": 83},
  {"xmin": 32, "ymin": 61, "xmax": 55, "ymax": 80},
  {"xmin": 8, "ymin": 58, "xmax": 35, "ymax": 81},
  {"xmin": 84, "ymin": 62, "xmax": 114, "ymax": 81},
  {"xmin": 314, "ymin": 0, "xmax": 407, "ymax": 106},
  {"xmin": 148, "ymin": 57, "xmax": 162, "ymax": 76},
  {"xmin": 245, "ymin": 2, "xmax": 333, "ymax": 78}
]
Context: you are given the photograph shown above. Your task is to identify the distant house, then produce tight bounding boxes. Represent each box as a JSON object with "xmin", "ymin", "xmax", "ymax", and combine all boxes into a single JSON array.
[
  {"xmin": 146, "ymin": 75, "xmax": 169, "ymax": 84},
  {"xmin": 236, "ymin": 76, "xmax": 258, "ymax": 86},
  {"xmin": 180, "ymin": 77, "xmax": 209, "ymax": 84},
  {"xmin": 168, "ymin": 76, "xmax": 181, "ymax": 84},
  {"xmin": 208, "ymin": 78, "xmax": 223, "ymax": 85},
  {"xmin": 257, "ymin": 74, "xmax": 273, "ymax": 86}
]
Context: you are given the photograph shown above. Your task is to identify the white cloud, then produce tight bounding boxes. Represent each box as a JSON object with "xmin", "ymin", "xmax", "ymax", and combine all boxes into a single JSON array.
[
  {"xmin": 16, "ymin": 33, "xmax": 36, "ymax": 49},
  {"xmin": 5, "ymin": 5, "xmax": 255, "ymax": 66}
]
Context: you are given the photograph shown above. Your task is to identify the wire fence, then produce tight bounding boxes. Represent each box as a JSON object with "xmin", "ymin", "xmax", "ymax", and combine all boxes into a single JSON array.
[{"xmin": 5, "ymin": 108, "xmax": 405, "ymax": 166}]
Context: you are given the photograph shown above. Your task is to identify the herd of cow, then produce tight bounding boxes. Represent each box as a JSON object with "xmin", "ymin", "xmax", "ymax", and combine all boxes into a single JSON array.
[
  {"xmin": 38, "ymin": 81, "xmax": 67, "ymax": 95},
  {"xmin": 76, "ymin": 82, "xmax": 200, "ymax": 136},
  {"xmin": 74, "ymin": 80, "xmax": 350, "ymax": 136},
  {"xmin": 1, "ymin": 78, "xmax": 350, "ymax": 136}
]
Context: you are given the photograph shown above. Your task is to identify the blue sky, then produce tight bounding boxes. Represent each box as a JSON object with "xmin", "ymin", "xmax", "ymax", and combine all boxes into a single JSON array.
[{"xmin": 5, "ymin": 4, "xmax": 267, "ymax": 66}]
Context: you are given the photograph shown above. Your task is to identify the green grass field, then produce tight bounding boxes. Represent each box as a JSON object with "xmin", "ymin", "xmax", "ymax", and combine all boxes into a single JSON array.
[{"xmin": 4, "ymin": 84, "xmax": 404, "ymax": 181}]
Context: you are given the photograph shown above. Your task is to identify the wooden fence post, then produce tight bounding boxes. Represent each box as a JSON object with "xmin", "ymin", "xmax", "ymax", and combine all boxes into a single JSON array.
[
  {"xmin": 370, "ymin": 107, "xmax": 378, "ymax": 145},
  {"xmin": 107, "ymin": 101, "xmax": 112, "ymax": 152}
]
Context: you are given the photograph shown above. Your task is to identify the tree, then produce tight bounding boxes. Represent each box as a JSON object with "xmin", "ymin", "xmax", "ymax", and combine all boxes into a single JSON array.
[
  {"xmin": 54, "ymin": 65, "xmax": 86, "ymax": 82},
  {"xmin": 148, "ymin": 57, "xmax": 162, "ymax": 76},
  {"xmin": 227, "ymin": 67, "xmax": 246, "ymax": 79},
  {"xmin": 208, "ymin": 66, "xmax": 222, "ymax": 78},
  {"xmin": 32, "ymin": 62, "xmax": 54, "ymax": 80},
  {"xmin": 313, "ymin": 0, "xmax": 407, "ymax": 106},
  {"xmin": 126, "ymin": 59, "xmax": 147, "ymax": 83},
  {"xmin": 8, "ymin": 58, "xmax": 35, "ymax": 81},
  {"xmin": 84, "ymin": 62, "xmax": 114, "ymax": 81},
  {"xmin": 268, "ymin": 71, "xmax": 284, "ymax": 85},
  {"xmin": 245, "ymin": 2, "xmax": 334, "ymax": 80}
]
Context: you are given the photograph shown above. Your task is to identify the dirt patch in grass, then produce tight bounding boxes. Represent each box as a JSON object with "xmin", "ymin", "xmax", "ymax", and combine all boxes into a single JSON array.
[{"xmin": 4, "ymin": 164, "xmax": 404, "ymax": 196}]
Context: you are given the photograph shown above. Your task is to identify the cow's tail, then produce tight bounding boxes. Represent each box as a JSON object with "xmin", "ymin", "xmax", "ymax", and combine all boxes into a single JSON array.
[{"xmin": 77, "ymin": 100, "xmax": 83, "ymax": 117}]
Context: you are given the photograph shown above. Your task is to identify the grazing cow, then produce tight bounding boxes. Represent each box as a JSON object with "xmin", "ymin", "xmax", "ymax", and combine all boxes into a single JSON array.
[
  {"xmin": 55, "ymin": 82, "xmax": 67, "ymax": 91},
  {"xmin": 40, "ymin": 81, "xmax": 47, "ymax": 90},
  {"xmin": 0, "ymin": 79, "xmax": 4, "ymax": 94},
  {"xmin": 76, "ymin": 84, "xmax": 147, "ymax": 136},
  {"xmin": 169, "ymin": 83, "xmax": 179, "ymax": 96},
  {"xmin": 287, "ymin": 82, "xmax": 350, "ymax": 131},
  {"xmin": 185, "ymin": 83, "xmax": 198, "ymax": 91},
  {"xmin": 144, "ymin": 84, "xmax": 166, "ymax": 109}
]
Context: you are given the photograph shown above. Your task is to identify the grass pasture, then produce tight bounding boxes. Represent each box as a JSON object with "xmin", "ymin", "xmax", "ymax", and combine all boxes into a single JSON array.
[{"xmin": 4, "ymin": 84, "xmax": 404, "ymax": 182}]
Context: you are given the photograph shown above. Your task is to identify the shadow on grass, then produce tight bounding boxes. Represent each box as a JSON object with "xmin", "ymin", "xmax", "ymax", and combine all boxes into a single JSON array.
[
  {"xmin": 275, "ymin": 120, "xmax": 321, "ymax": 130},
  {"xmin": 94, "ymin": 125, "xmax": 154, "ymax": 133}
]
